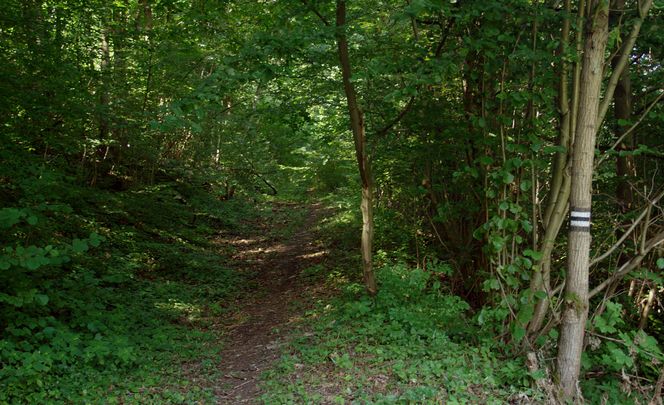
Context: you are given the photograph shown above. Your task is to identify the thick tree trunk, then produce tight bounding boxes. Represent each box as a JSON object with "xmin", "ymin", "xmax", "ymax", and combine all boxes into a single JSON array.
[
  {"xmin": 556, "ymin": 0, "xmax": 609, "ymax": 400},
  {"xmin": 335, "ymin": 0, "xmax": 377, "ymax": 295}
]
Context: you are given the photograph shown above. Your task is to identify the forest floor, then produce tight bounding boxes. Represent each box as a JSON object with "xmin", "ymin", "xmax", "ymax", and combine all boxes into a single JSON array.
[
  {"xmin": 212, "ymin": 201, "xmax": 330, "ymax": 403},
  {"xmin": 5, "ymin": 180, "xmax": 653, "ymax": 404},
  {"xmin": 205, "ymin": 200, "xmax": 548, "ymax": 404}
]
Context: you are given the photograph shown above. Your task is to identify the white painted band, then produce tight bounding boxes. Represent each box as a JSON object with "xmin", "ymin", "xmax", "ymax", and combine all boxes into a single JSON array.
[
  {"xmin": 570, "ymin": 220, "xmax": 590, "ymax": 227},
  {"xmin": 571, "ymin": 211, "xmax": 591, "ymax": 218}
]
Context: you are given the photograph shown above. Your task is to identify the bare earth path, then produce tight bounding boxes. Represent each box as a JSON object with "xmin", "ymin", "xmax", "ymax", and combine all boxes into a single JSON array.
[{"xmin": 213, "ymin": 202, "xmax": 328, "ymax": 403}]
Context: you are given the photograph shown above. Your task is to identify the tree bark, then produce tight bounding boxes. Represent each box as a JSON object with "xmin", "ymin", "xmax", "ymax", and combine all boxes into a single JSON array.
[
  {"xmin": 596, "ymin": 0, "xmax": 654, "ymax": 128},
  {"xmin": 335, "ymin": 0, "xmax": 377, "ymax": 295},
  {"xmin": 615, "ymin": 76, "xmax": 635, "ymax": 211},
  {"xmin": 556, "ymin": 0, "xmax": 609, "ymax": 400},
  {"xmin": 529, "ymin": 0, "xmax": 572, "ymax": 334},
  {"xmin": 611, "ymin": 0, "xmax": 635, "ymax": 213},
  {"xmin": 99, "ymin": 29, "xmax": 111, "ymax": 142}
]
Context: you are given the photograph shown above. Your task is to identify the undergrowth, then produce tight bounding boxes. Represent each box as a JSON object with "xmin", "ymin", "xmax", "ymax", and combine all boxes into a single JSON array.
[
  {"xmin": 261, "ymin": 204, "xmax": 663, "ymax": 404},
  {"xmin": 0, "ymin": 154, "xmax": 258, "ymax": 403},
  {"xmin": 261, "ymin": 262, "xmax": 548, "ymax": 404}
]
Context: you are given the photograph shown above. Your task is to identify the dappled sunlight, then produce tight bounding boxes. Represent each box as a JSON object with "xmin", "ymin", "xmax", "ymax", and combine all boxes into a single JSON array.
[
  {"xmin": 154, "ymin": 299, "xmax": 204, "ymax": 322},
  {"xmin": 228, "ymin": 238, "xmax": 261, "ymax": 246},
  {"xmin": 297, "ymin": 250, "xmax": 328, "ymax": 260},
  {"xmin": 240, "ymin": 244, "xmax": 289, "ymax": 255},
  {"xmin": 4, "ymin": 0, "xmax": 662, "ymax": 401}
]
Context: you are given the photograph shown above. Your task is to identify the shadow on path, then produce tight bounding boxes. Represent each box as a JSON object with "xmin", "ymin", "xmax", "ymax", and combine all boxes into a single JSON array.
[{"xmin": 214, "ymin": 202, "xmax": 328, "ymax": 403}]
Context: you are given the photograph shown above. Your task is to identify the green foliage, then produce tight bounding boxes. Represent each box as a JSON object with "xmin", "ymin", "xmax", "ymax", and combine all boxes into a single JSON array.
[
  {"xmin": 314, "ymin": 158, "xmax": 354, "ymax": 192},
  {"xmin": 580, "ymin": 302, "xmax": 664, "ymax": 404},
  {"xmin": 1, "ymin": 0, "xmax": 663, "ymax": 401},
  {"xmin": 588, "ymin": 302, "xmax": 663, "ymax": 372},
  {"xmin": 262, "ymin": 263, "xmax": 546, "ymax": 403},
  {"xmin": 0, "ymin": 152, "xmax": 254, "ymax": 402}
]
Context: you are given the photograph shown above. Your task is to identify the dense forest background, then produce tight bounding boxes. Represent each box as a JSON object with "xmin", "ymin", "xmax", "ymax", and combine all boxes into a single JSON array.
[{"xmin": 1, "ymin": 0, "xmax": 663, "ymax": 403}]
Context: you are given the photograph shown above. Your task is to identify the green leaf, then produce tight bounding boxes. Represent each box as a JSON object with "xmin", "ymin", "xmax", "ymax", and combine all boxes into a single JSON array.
[
  {"xmin": 502, "ymin": 172, "xmax": 515, "ymax": 184},
  {"xmin": 72, "ymin": 239, "xmax": 89, "ymax": 253},
  {"xmin": 509, "ymin": 204, "xmax": 521, "ymax": 214},
  {"xmin": 191, "ymin": 122, "xmax": 203, "ymax": 133},
  {"xmin": 478, "ymin": 155, "xmax": 494, "ymax": 166},
  {"xmin": 542, "ymin": 145, "xmax": 566, "ymax": 154},
  {"xmin": 26, "ymin": 215, "xmax": 38, "ymax": 225},
  {"xmin": 521, "ymin": 220, "xmax": 533, "ymax": 233},
  {"xmin": 88, "ymin": 232, "xmax": 103, "ymax": 248},
  {"xmin": 534, "ymin": 290, "xmax": 547, "ymax": 300},
  {"xmin": 34, "ymin": 294, "xmax": 49, "ymax": 306},
  {"xmin": 512, "ymin": 326, "xmax": 526, "ymax": 342},
  {"xmin": 657, "ymin": 258, "xmax": 664, "ymax": 269},
  {"xmin": 485, "ymin": 278, "xmax": 500, "ymax": 291},
  {"xmin": 523, "ymin": 249, "xmax": 543, "ymax": 261},
  {"xmin": 516, "ymin": 303, "xmax": 534, "ymax": 325},
  {"xmin": 490, "ymin": 235, "xmax": 505, "ymax": 251},
  {"xmin": 0, "ymin": 208, "xmax": 22, "ymax": 228}
]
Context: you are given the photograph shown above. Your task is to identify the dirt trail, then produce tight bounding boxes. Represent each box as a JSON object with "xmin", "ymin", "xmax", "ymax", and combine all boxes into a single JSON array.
[{"xmin": 214, "ymin": 202, "xmax": 327, "ymax": 403}]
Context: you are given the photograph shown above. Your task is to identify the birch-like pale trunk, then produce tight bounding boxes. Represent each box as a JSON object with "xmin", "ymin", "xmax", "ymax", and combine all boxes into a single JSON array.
[{"xmin": 556, "ymin": 0, "xmax": 608, "ymax": 400}]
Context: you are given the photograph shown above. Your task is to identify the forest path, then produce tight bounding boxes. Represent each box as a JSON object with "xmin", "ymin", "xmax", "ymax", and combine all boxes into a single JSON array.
[{"xmin": 213, "ymin": 202, "xmax": 328, "ymax": 403}]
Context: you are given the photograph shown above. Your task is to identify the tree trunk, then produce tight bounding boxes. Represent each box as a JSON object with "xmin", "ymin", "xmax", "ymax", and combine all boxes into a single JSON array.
[
  {"xmin": 614, "ymin": 65, "xmax": 634, "ymax": 212},
  {"xmin": 99, "ymin": 29, "xmax": 111, "ymax": 142},
  {"xmin": 556, "ymin": 0, "xmax": 608, "ymax": 400},
  {"xmin": 335, "ymin": 0, "xmax": 377, "ymax": 295},
  {"xmin": 528, "ymin": 0, "xmax": 573, "ymax": 334},
  {"xmin": 639, "ymin": 287, "xmax": 656, "ymax": 330},
  {"xmin": 612, "ymin": 0, "xmax": 634, "ymax": 213}
]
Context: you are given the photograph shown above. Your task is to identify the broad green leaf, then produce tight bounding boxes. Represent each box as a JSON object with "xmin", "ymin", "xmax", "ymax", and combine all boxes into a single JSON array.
[
  {"xmin": 512, "ymin": 326, "xmax": 526, "ymax": 342},
  {"xmin": 523, "ymin": 249, "xmax": 543, "ymax": 261},
  {"xmin": 534, "ymin": 290, "xmax": 547, "ymax": 300},
  {"xmin": 34, "ymin": 294, "xmax": 49, "ymax": 306},
  {"xmin": 88, "ymin": 232, "xmax": 104, "ymax": 248},
  {"xmin": 72, "ymin": 239, "xmax": 88, "ymax": 253},
  {"xmin": 0, "ymin": 208, "xmax": 22, "ymax": 228}
]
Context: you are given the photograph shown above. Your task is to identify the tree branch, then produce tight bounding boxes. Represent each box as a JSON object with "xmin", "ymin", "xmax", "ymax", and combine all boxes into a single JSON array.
[
  {"xmin": 589, "ymin": 230, "xmax": 664, "ymax": 299},
  {"xmin": 589, "ymin": 188, "xmax": 664, "ymax": 266},
  {"xmin": 550, "ymin": 189, "xmax": 664, "ymax": 298},
  {"xmin": 595, "ymin": 91, "xmax": 663, "ymax": 168},
  {"xmin": 301, "ymin": 0, "xmax": 330, "ymax": 26},
  {"xmin": 376, "ymin": 96, "xmax": 415, "ymax": 137},
  {"xmin": 596, "ymin": 0, "xmax": 654, "ymax": 128}
]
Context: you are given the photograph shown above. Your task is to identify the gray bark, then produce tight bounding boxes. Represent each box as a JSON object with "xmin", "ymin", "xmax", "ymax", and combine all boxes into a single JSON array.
[{"xmin": 556, "ymin": 0, "xmax": 609, "ymax": 400}]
